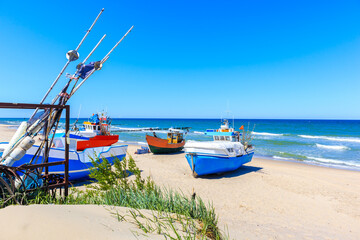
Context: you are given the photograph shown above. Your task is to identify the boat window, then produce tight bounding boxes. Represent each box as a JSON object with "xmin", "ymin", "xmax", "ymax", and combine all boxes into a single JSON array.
[
  {"xmin": 214, "ymin": 136, "xmax": 219, "ymax": 141},
  {"xmin": 227, "ymin": 148, "xmax": 234, "ymax": 152},
  {"xmin": 225, "ymin": 136, "xmax": 230, "ymax": 141}
]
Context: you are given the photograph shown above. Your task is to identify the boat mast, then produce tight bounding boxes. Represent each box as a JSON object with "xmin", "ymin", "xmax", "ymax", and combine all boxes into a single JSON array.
[
  {"xmin": 0, "ymin": 18, "xmax": 115, "ymax": 166},
  {"xmin": 29, "ymin": 8, "xmax": 104, "ymax": 121},
  {"xmin": 70, "ymin": 25, "xmax": 134, "ymax": 97}
]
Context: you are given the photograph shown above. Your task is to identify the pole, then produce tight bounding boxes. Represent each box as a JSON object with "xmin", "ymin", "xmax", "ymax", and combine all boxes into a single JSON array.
[
  {"xmin": 75, "ymin": 8, "xmax": 104, "ymax": 52},
  {"xmin": 1, "ymin": 33, "xmax": 107, "ymax": 163},
  {"xmin": 70, "ymin": 26, "xmax": 134, "ymax": 97},
  {"xmin": 29, "ymin": 8, "xmax": 105, "ymax": 120},
  {"xmin": 64, "ymin": 105, "xmax": 69, "ymax": 197},
  {"xmin": 101, "ymin": 26, "xmax": 133, "ymax": 62},
  {"xmin": 82, "ymin": 34, "xmax": 106, "ymax": 64}
]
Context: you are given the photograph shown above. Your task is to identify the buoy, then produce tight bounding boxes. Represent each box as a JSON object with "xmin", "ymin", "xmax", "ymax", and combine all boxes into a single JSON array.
[{"xmin": 1, "ymin": 121, "xmax": 28, "ymax": 161}]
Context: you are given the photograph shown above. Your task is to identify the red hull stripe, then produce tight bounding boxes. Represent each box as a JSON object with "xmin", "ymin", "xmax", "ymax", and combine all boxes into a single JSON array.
[{"xmin": 77, "ymin": 135, "xmax": 119, "ymax": 151}]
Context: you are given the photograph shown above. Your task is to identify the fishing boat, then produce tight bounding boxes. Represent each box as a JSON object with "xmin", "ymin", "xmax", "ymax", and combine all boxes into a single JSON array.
[
  {"xmin": 0, "ymin": 9, "xmax": 133, "ymax": 185},
  {"xmin": 184, "ymin": 120, "xmax": 254, "ymax": 177},
  {"xmin": 146, "ymin": 128, "xmax": 186, "ymax": 154},
  {"xmin": 0, "ymin": 134, "xmax": 127, "ymax": 181},
  {"xmin": 73, "ymin": 112, "xmax": 111, "ymax": 137},
  {"xmin": 70, "ymin": 112, "xmax": 119, "ymax": 150}
]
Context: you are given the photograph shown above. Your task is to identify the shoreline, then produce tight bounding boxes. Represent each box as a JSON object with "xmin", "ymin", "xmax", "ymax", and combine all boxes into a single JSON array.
[
  {"xmin": 0, "ymin": 124, "xmax": 360, "ymax": 239},
  {"xmin": 1, "ymin": 123, "xmax": 360, "ymax": 172},
  {"xmin": 257, "ymin": 154, "xmax": 360, "ymax": 172}
]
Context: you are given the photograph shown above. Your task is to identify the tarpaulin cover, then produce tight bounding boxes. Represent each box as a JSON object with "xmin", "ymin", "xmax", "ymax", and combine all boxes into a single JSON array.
[
  {"xmin": 77, "ymin": 62, "xmax": 96, "ymax": 79},
  {"xmin": 90, "ymin": 114, "xmax": 99, "ymax": 124}
]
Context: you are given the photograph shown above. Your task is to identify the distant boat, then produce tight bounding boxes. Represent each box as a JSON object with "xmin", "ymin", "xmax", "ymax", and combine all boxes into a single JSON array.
[
  {"xmin": 146, "ymin": 128, "xmax": 186, "ymax": 154},
  {"xmin": 72, "ymin": 112, "xmax": 119, "ymax": 150},
  {"xmin": 184, "ymin": 119, "xmax": 254, "ymax": 177},
  {"xmin": 55, "ymin": 112, "xmax": 119, "ymax": 150}
]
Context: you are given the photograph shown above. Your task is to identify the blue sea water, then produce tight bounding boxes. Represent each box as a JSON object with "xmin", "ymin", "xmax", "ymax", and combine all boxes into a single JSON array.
[{"xmin": 1, "ymin": 118, "xmax": 359, "ymax": 170}]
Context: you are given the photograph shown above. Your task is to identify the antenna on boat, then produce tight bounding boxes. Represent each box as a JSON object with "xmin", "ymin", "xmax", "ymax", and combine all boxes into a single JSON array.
[
  {"xmin": 233, "ymin": 115, "xmax": 235, "ymax": 130},
  {"xmin": 77, "ymin": 104, "xmax": 82, "ymax": 119},
  {"xmin": 29, "ymin": 8, "xmax": 105, "ymax": 121}
]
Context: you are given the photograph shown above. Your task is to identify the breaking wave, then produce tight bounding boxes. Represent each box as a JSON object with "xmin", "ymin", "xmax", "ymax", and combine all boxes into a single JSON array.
[
  {"xmin": 273, "ymin": 156, "xmax": 295, "ymax": 161},
  {"xmin": 315, "ymin": 144, "xmax": 350, "ymax": 151},
  {"xmin": 306, "ymin": 156, "xmax": 360, "ymax": 168},
  {"xmin": 252, "ymin": 132, "xmax": 283, "ymax": 137},
  {"xmin": 299, "ymin": 135, "xmax": 360, "ymax": 143}
]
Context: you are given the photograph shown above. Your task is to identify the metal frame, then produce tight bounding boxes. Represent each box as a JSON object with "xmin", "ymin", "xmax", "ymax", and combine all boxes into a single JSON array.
[{"xmin": 0, "ymin": 102, "xmax": 69, "ymax": 196}]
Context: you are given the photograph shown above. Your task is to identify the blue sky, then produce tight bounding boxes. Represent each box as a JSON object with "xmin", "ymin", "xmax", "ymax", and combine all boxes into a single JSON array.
[{"xmin": 0, "ymin": 1, "xmax": 359, "ymax": 119}]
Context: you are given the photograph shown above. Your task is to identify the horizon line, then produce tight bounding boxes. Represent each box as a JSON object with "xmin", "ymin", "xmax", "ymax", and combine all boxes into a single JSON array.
[{"xmin": 0, "ymin": 117, "xmax": 360, "ymax": 121}]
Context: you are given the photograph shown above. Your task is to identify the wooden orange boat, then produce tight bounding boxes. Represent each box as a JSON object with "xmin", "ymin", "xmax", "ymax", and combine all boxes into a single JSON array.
[{"xmin": 146, "ymin": 131, "xmax": 185, "ymax": 154}]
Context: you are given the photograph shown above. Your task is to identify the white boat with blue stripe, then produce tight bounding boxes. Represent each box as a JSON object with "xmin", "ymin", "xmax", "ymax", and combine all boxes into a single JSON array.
[
  {"xmin": 0, "ymin": 133, "xmax": 127, "ymax": 181},
  {"xmin": 185, "ymin": 120, "xmax": 254, "ymax": 177}
]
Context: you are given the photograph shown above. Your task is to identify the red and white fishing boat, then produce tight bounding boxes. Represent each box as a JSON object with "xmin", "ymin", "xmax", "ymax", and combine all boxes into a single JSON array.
[{"xmin": 72, "ymin": 112, "xmax": 119, "ymax": 150}]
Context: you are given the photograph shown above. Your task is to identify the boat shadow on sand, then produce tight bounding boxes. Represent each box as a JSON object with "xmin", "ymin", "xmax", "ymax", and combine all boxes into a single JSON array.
[
  {"xmin": 195, "ymin": 165, "xmax": 263, "ymax": 180},
  {"xmin": 150, "ymin": 150, "xmax": 186, "ymax": 156}
]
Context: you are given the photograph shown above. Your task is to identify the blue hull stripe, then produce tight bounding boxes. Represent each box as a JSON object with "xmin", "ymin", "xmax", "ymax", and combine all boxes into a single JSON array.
[{"xmin": 13, "ymin": 154, "xmax": 126, "ymax": 181}]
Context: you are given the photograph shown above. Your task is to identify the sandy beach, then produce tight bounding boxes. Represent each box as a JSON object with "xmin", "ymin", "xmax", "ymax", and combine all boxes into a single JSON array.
[{"xmin": 0, "ymin": 124, "xmax": 359, "ymax": 239}]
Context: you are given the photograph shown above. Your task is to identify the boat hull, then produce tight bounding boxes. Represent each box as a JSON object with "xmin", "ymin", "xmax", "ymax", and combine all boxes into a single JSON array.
[
  {"xmin": 146, "ymin": 135, "xmax": 185, "ymax": 154},
  {"xmin": 148, "ymin": 145, "xmax": 184, "ymax": 154},
  {"xmin": 10, "ymin": 144, "xmax": 127, "ymax": 181},
  {"xmin": 77, "ymin": 135, "xmax": 119, "ymax": 151},
  {"xmin": 185, "ymin": 152, "xmax": 254, "ymax": 176}
]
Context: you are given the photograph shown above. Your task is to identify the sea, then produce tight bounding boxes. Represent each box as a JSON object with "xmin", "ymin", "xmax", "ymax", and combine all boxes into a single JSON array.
[{"xmin": 1, "ymin": 118, "xmax": 359, "ymax": 171}]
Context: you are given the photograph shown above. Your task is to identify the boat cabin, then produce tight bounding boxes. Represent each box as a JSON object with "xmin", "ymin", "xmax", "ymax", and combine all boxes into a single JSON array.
[
  {"xmin": 205, "ymin": 131, "xmax": 240, "ymax": 142},
  {"xmin": 205, "ymin": 119, "xmax": 241, "ymax": 142},
  {"xmin": 82, "ymin": 113, "xmax": 111, "ymax": 136},
  {"xmin": 84, "ymin": 122, "xmax": 102, "ymax": 132},
  {"xmin": 167, "ymin": 131, "xmax": 184, "ymax": 144}
]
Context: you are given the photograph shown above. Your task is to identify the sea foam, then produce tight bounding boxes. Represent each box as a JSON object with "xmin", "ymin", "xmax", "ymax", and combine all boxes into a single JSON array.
[
  {"xmin": 306, "ymin": 156, "xmax": 360, "ymax": 168},
  {"xmin": 299, "ymin": 135, "xmax": 360, "ymax": 143},
  {"xmin": 315, "ymin": 144, "xmax": 350, "ymax": 151},
  {"xmin": 252, "ymin": 132, "xmax": 283, "ymax": 137},
  {"xmin": 273, "ymin": 156, "xmax": 294, "ymax": 161}
]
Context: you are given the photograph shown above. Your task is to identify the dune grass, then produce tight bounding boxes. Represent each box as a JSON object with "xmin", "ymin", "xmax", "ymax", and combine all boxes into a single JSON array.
[{"xmin": 26, "ymin": 155, "xmax": 226, "ymax": 239}]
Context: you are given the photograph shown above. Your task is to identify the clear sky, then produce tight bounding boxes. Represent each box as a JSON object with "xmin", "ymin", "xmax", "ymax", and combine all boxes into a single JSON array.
[{"xmin": 0, "ymin": 1, "xmax": 359, "ymax": 119}]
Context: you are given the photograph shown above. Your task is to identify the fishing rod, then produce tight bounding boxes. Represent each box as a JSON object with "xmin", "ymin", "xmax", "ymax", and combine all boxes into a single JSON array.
[{"xmin": 29, "ymin": 8, "xmax": 104, "ymax": 121}]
